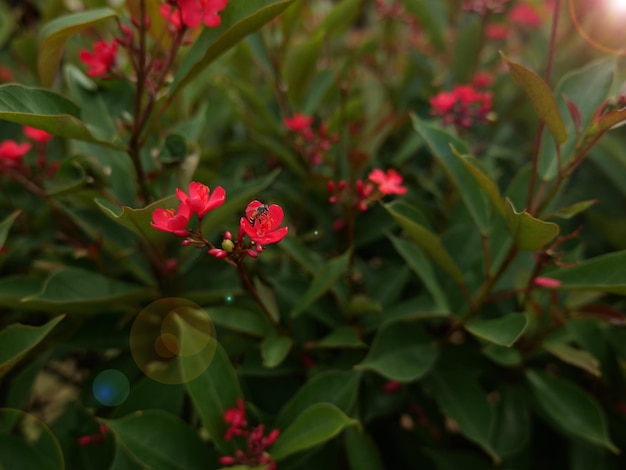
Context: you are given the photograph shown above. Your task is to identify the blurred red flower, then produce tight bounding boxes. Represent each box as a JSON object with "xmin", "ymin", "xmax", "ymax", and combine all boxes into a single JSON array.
[{"xmin": 79, "ymin": 40, "xmax": 118, "ymax": 77}]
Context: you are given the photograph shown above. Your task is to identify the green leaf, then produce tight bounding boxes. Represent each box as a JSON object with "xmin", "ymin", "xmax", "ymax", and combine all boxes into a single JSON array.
[
  {"xmin": 589, "ymin": 108, "xmax": 626, "ymax": 136},
  {"xmin": 504, "ymin": 199, "xmax": 559, "ymax": 250},
  {"xmin": 185, "ymin": 343, "xmax": 243, "ymax": 453},
  {"xmin": 0, "ymin": 85, "xmax": 124, "ymax": 149},
  {"xmin": 0, "ymin": 210, "xmax": 20, "ymax": 248},
  {"xmin": 96, "ymin": 195, "xmax": 179, "ymax": 244},
  {"xmin": 526, "ymin": 370, "xmax": 618, "ymax": 453},
  {"xmin": 271, "ymin": 403, "xmax": 358, "ymax": 460},
  {"xmin": 412, "ymin": 117, "xmax": 492, "ymax": 234},
  {"xmin": 357, "ymin": 321, "xmax": 438, "ymax": 382},
  {"xmin": 385, "ymin": 200, "xmax": 464, "ymax": 285},
  {"xmin": 254, "ymin": 277, "xmax": 280, "ymax": 323},
  {"xmin": 38, "ymin": 8, "xmax": 118, "ymax": 87},
  {"xmin": 261, "ymin": 334, "xmax": 293, "ymax": 368},
  {"xmin": 482, "ymin": 344, "xmax": 522, "ymax": 367},
  {"xmin": 549, "ymin": 250, "xmax": 626, "ymax": 295},
  {"xmin": 491, "ymin": 386, "xmax": 531, "ymax": 457},
  {"xmin": 428, "ymin": 369, "xmax": 499, "ymax": 461},
  {"xmin": 207, "ymin": 306, "xmax": 272, "ymax": 337},
  {"xmin": 171, "ymin": 0, "xmax": 295, "ymax": 96},
  {"xmin": 465, "ymin": 313, "xmax": 527, "ymax": 347},
  {"xmin": 22, "ymin": 267, "xmax": 153, "ymax": 308},
  {"xmin": 316, "ymin": 326, "xmax": 366, "ymax": 349},
  {"xmin": 538, "ymin": 58, "xmax": 615, "ymax": 180},
  {"xmin": 275, "ymin": 370, "xmax": 361, "ymax": 429},
  {"xmin": 401, "ymin": 0, "xmax": 446, "ymax": 50},
  {"xmin": 543, "ymin": 342, "xmax": 601, "ymax": 377},
  {"xmin": 291, "ymin": 250, "xmax": 351, "ymax": 317},
  {"xmin": 458, "ymin": 154, "xmax": 507, "ymax": 217},
  {"xmin": 550, "ymin": 200, "xmax": 598, "ymax": 220},
  {"xmin": 502, "ymin": 53, "xmax": 568, "ymax": 145},
  {"xmin": 103, "ymin": 410, "xmax": 211, "ymax": 470},
  {"xmin": 344, "ymin": 427, "xmax": 385, "ymax": 470},
  {"xmin": 452, "ymin": 15, "xmax": 481, "ymax": 83},
  {"xmin": 282, "ymin": 31, "xmax": 324, "ymax": 107},
  {"xmin": 0, "ymin": 315, "xmax": 65, "ymax": 378}
]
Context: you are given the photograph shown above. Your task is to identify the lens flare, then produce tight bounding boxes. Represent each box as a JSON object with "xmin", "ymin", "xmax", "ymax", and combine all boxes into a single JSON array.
[
  {"xmin": 92, "ymin": 369, "xmax": 130, "ymax": 407},
  {"xmin": 569, "ymin": 0, "xmax": 626, "ymax": 54}
]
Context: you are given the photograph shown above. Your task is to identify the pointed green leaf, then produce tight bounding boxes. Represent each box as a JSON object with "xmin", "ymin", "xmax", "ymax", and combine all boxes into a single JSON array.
[
  {"xmin": 491, "ymin": 386, "xmax": 531, "ymax": 457},
  {"xmin": 428, "ymin": 369, "xmax": 499, "ymax": 461},
  {"xmin": 502, "ymin": 54, "xmax": 567, "ymax": 144},
  {"xmin": 482, "ymin": 344, "xmax": 522, "ymax": 367},
  {"xmin": 271, "ymin": 403, "xmax": 358, "ymax": 460},
  {"xmin": 550, "ymin": 200, "xmax": 598, "ymax": 220},
  {"xmin": 357, "ymin": 321, "xmax": 438, "ymax": 382},
  {"xmin": 385, "ymin": 200, "xmax": 464, "ymax": 285},
  {"xmin": 316, "ymin": 326, "xmax": 366, "ymax": 349},
  {"xmin": 344, "ymin": 427, "xmax": 385, "ymax": 470},
  {"xmin": 38, "ymin": 8, "xmax": 118, "ymax": 87},
  {"xmin": 543, "ymin": 342, "xmax": 601, "ymax": 377},
  {"xmin": 389, "ymin": 235, "xmax": 449, "ymax": 310},
  {"xmin": 275, "ymin": 370, "xmax": 361, "ymax": 429},
  {"xmin": 526, "ymin": 370, "xmax": 618, "ymax": 453},
  {"xmin": 0, "ymin": 210, "xmax": 20, "ymax": 249},
  {"xmin": 103, "ymin": 410, "xmax": 211, "ymax": 470},
  {"xmin": 22, "ymin": 267, "xmax": 153, "ymax": 307},
  {"xmin": 261, "ymin": 334, "xmax": 292, "ymax": 368},
  {"xmin": 504, "ymin": 199, "xmax": 559, "ymax": 250},
  {"xmin": 291, "ymin": 250, "xmax": 351, "ymax": 317},
  {"xmin": 254, "ymin": 277, "xmax": 280, "ymax": 323},
  {"xmin": 185, "ymin": 343, "xmax": 243, "ymax": 453},
  {"xmin": 207, "ymin": 306, "xmax": 272, "ymax": 337},
  {"xmin": 458, "ymin": 154, "xmax": 506, "ymax": 216},
  {"xmin": 171, "ymin": 0, "xmax": 295, "ymax": 96},
  {"xmin": 412, "ymin": 117, "xmax": 492, "ymax": 233},
  {"xmin": 465, "ymin": 313, "xmax": 527, "ymax": 347},
  {"xmin": 549, "ymin": 250, "xmax": 626, "ymax": 295},
  {"xmin": 589, "ymin": 108, "xmax": 626, "ymax": 136},
  {"xmin": 0, "ymin": 315, "xmax": 65, "ymax": 378}
]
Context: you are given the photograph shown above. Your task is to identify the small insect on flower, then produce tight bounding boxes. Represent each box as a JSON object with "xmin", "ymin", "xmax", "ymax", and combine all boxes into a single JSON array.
[{"xmin": 248, "ymin": 204, "xmax": 270, "ymax": 227}]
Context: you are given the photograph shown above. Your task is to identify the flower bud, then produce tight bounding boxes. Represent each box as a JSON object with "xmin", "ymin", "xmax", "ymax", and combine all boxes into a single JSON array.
[
  {"xmin": 222, "ymin": 239, "xmax": 235, "ymax": 252},
  {"xmin": 246, "ymin": 249, "xmax": 259, "ymax": 258}
]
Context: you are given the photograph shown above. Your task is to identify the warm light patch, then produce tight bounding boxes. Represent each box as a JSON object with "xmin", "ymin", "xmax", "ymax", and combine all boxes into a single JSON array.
[{"xmin": 609, "ymin": 0, "xmax": 626, "ymax": 13}]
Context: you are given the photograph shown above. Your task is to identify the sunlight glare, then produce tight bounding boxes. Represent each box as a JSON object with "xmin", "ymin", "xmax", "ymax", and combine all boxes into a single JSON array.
[{"xmin": 609, "ymin": 0, "xmax": 626, "ymax": 13}]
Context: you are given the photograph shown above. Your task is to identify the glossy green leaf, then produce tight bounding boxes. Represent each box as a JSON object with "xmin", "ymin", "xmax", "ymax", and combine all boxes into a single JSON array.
[
  {"xmin": 526, "ymin": 370, "xmax": 618, "ymax": 452},
  {"xmin": 0, "ymin": 85, "xmax": 124, "ymax": 148},
  {"xmin": 261, "ymin": 334, "xmax": 293, "ymax": 368},
  {"xmin": 385, "ymin": 200, "xmax": 464, "ymax": 285},
  {"xmin": 538, "ymin": 58, "xmax": 615, "ymax": 180},
  {"xmin": 482, "ymin": 344, "xmax": 522, "ymax": 367},
  {"xmin": 103, "ymin": 410, "xmax": 211, "ymax": 470},
  {"xmin": 38, "ymin": 8, "xmax": 117, "ymax": 87},
  {"xmin": 458, "ymin": 155, "xmax": 506, "ymax": 216},
  {"xmin": 412, "ymin": 117, "xmax": 492, "ymax": 234},
  {"xmin": 96, "ymin": 195, "xmax": 179, "ymax": 244},
  {"xmin": 271, "ymin": 403, "xmax": 358, "ymax": 460},
  {"xmin": 504, "ymin": 199, "xmax": 559, "ymax": 250},
  {"xmin": 254, "ymin": 277, "xmax": 280, "ymax": 323},
  {"xmin": 491, "ymin": 386, "xmax": 531, "ymax": 457},
  {"xmin": 0, "ymin": 210, "xmax": 20, "ymax": 249},
  {"xmin": 282, "ymin": 31, "xmax": 324, "ymax": 107},
  {"xmin": 428, "ymin": 369, "xmax": 499, "ymax": 461},
  {"xmin": 0, "ymin": 315, "xmax": 65, "ymax": 378},
  {"xmin": 291, "ymin": 250, "xmax": 351, "ymax": 317},
  {"xmin": 502, "ymin": 54, "xmax": 568, "ymax": 145},
  {"xmin": 275, "ymin": 370, "xmax": 361, "ymax": 429},
  {"xmin": 171, "ymin": 0, "xmax": 295, "ymax": 96},
  {"xmin": 381, "ymin": 296, "xmax": 449, "ymax": 325},
  {"xmin": 344, "ymin": 427, "xmax": 385, "ymax": 470},
  {"xmin": 357, "ymin": 321, "xmax": 438, "ymax": 382},
  {"xmin": 207, "ymin": 306, "xmax": 272, "ymax": 337},
  {"xmin": 465, "ymin": 313, "xmax": 527, "ymax": 347},
  {"xmin": 543, "ymin": 342, "xmax": 601, "ymax": 377},
  {"xmin": 185, "ymin": 343, "xmax": 243, "ymax": 453},
  {"xmin": 22, "ymin": 267, "xmax": 153, "ymax": 307},
  {"xmin": 550, "ymin": 200, "xmax": 598, "ymax": 220},
  {"xmin": 549, "ymin": 250, "xmax": 626, "ymax": 295},
  {"xmin": 316, "ymin": 326, "xmax": 366, "ymax": 349}
]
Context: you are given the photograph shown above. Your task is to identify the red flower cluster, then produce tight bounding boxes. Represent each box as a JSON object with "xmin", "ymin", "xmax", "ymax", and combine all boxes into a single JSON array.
[
  {"xmin": 219, "ymin": 398, "xmax": 280, "ymax": 470},
  {"xmin": 429, "ymin": 84, "xmax": 492, "ymax": 129},
  {"xmin": 78, "ymin": 39, "xmax": 118, "ymax": 77},
  {"xmin": 507, "ymin": 3, "xmax": 542, "ymax": 27},
  {"xmin": 463, "ymin": 0, "xmax": 509, "ymax": 14},
  {"xmin": 284, "ymin": 113, "xmax": 337, "ymax": 166},
  {"xmin": 151, "ymin": 183, "xmax": 288, "ymax": 263},
  {"xmin": 328, "ymin": 168, "xmax": 407, "ymax": 213},
  {"xmin": 76, "ymin": 424, "xmax": 109, "ymax": 447},
  {"xmin": 161, "ymin": 0, "xmax": 228, "ymax": 30},
  {"xmin": 0, "ymin": 140, "xmax": 31, "ymax": 168}
]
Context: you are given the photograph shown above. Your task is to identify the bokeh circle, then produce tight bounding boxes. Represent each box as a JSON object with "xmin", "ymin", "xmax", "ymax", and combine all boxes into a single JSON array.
[
  {"xmin": 92, "ymin": 369, "xmax": 130, "ymax": 407},
  {"xmin": 569, "ymin": 0, "xmax": 626, "ymax": 54},
  {"xmin": 130, "ymin": 298, "xmax": 217, "ymax": 384}
]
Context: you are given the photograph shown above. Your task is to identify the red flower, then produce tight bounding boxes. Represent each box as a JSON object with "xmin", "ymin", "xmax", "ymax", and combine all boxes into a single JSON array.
[
  {"xmin": 23, "ymin": 126, "xmax": 53, "ymax": 143},
  {"xmin": 485, "ymin": 23, "xmax": 510, "ymax": 40},
  {"xmin": 284, "ymin": 113, "xmax": 313, "ymax": 132},
  {"xmin": 472, "ymin": 71, "xmax": 494, "ymax": 88},
  {"xmin": 150, "ymin": 203, "xmax": 191, "ymax": 237},
  {"xmin": 368, "ymin": 168, "xmax": 407, "ymax": 195},
  {"xmin": 0, "ymin": 140, "xmax": 31, "ymax": 166},
  {"xmin": 79, "ymin": 40, "xmax": 118, "ymax": 77},
  {"xmin": 240, "ymin": 201, "xmax": 288, "ymax": 245},
  {"xmin": 178, "ymin": 0, "xmax": 228, "ymax": 28},
  {"xmin": 429, "ymin": 91, "xmax": 457, "ymax": 115},
  {"xmin": 224, "ymin": 398, "xmax": 248, "ymax": 441},
  {"xmin": 176, "ymin": 182, "xmax": 225, "ymax": 218},
  {"xmin": 430, "ymin": 84, "xmax": 492, "ymax": 128},
  {"xmin": 507, "ymin": 4, "xmax": 542, "ymax": 28},
  {"xmin": 0, "ymin": 66, "xmax": 13, "ymax": 83},
  {"xmin": 160, "ymin": 4, "xmax": 184, "ymax": 30},
  {"xmin": 533, "ymin": 277, "xmax": 562, "ymax": 288}
]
